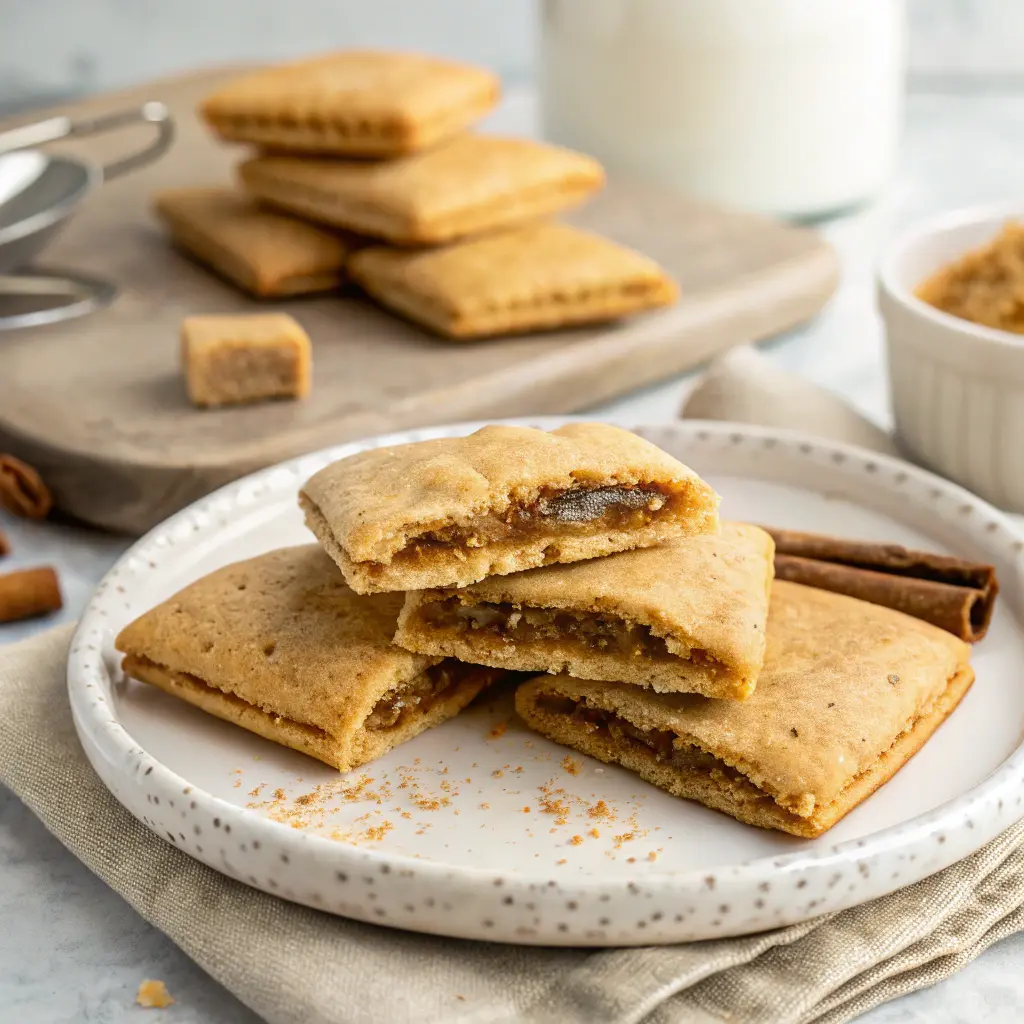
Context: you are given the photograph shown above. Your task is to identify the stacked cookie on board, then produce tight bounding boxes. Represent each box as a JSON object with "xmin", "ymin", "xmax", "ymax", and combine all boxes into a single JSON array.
[
  {"xmin": 155, "ymin": 50, "xmax": 678, "ymax": 342},
  {"xmin": 115, "ymin": 424, "xmax": 978, "ymax": 840}
]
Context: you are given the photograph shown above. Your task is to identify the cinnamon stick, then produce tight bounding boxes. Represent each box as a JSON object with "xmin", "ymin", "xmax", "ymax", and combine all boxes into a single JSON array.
[
  {"xmin": 763, "ymin": 527, "xmax": 998, "ymax": 643},
  {"xmin": 0, "ymin": 567, "xmax": 63, "ymax": 624},
  {"xmin": 0, "ymin": 455, "xmax": 53, "ymax": 519}
]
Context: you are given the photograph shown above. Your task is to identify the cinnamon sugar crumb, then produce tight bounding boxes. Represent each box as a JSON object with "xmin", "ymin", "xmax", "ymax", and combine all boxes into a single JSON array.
[
  {"xmin": 492, "ymin": 769, "xmax": 504, "ymax": 778},
  {"xmin": 479, "ymin": 802, "xmax": 490, "ymax": 810},
  {"xmin": 647, "ymin": 851, "xmax": 658, "ymax": 862},
  {"xmin": 136, "ymin": 980, "xmax": 173, "ymax": 1009},
  {"xmin": 522, "ymin": 806, "xmax": 531, "ymax": 813},
  {"xmin": 363, "ymin": 821, "xmax": 393, "ymax": 842},
  {"xmin": 570, "ymin": 835, "xmax": 583, "ymax": 846},
  {"xmin": 247, "ymin": 783, "xmax": 265, "ymax": 798},
  {"xmin": 556, "ymin": 858, "xmax": 567, "ymax": 865},
  {"xmin": 488, "ymin": 720, "xmax": 508, "ymax": 739},
  {"xmin": 561, "ymin": 755, "xmax": 582, "ymax": 776},
  {"xmin": 588, "ymin": 828, "xmax": 600, "ymax": 839},
  {"xmin": 588, "ymin": 800, "xmax": 611, "ymax": 819}
]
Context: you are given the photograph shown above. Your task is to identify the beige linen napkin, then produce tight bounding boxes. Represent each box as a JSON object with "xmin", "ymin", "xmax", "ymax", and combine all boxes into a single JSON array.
[
  {"xmin": 3, "ymin": 627, "xmax": 1024, "ymax": 1024},
  {"xmin": 680, "ymin": 346, "xmax": 902, "ymax": 457}
]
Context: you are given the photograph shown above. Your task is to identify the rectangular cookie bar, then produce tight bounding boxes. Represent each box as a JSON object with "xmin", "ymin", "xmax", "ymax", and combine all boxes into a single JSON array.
[
  {"xmin": 181, "ymin": 313, "xmax": 311, "ymax": 408},
  {"xmin": 300, "ymin": 422, "xmax": 720, "ymax": 594},
  {"xmin": 515, "ymin": 581, "xmax": 974, "ymax": 838},
  {"xmin": 347, "ymin": 222, "xmax": 678, "ymax": 339},
  {"xmin": 238, "ymin": 135, "xmax": 604, "ymax": 246},
  {"xmin": 115, "ymin": 546, "xmax": 505, "ymax": 771},
  {"xmin": 396, "ymin": 523, "xmax": 773, "ymax": 699},
  {"xmin": 200, "ymin": 50, "xmax": 499, "ymax": 157},
  {"xmin": 153, "ymin": 187, "xmax": 353, "ymax": 298}
]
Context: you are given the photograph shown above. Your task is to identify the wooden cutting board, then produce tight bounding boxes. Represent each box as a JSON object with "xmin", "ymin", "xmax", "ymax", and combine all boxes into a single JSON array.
[{"xmin": 0, "ymin": 68, "xmax": 838, "ymax": 535}]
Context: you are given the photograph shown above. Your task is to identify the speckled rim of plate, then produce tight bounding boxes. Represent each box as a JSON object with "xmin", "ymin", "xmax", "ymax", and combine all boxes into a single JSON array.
[{"xmin": 68, "ymin": 418, "xmax": 1024, "ymax": 947}]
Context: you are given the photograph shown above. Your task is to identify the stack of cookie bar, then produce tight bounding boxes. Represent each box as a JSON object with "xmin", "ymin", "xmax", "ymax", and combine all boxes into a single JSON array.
[
  {"xmin": 116, "ymin": 424, "xmax": 976, "ymax": 839},
  {"xmin": 153, "ymin": 50, "xmax": 678, "ymax": 341}
]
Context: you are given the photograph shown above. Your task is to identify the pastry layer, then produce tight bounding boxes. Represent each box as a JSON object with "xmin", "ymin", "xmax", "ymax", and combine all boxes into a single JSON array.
[
  {"xmin": 300, "ymin": 423, "xmax": 719, "ymax": 593},
  {"xmin": 347, "ymin": 221, "xmax": 677, "ymax": 338},
  {"xmin": 516, "ymin": 666, "xmax": 974, "ymax": 838},
  {"xmin": 201, "ymin": 50, "xmax": 499, "ymax": 157},
  {"xmin": 152, "ymin": 187, "xmax": 351, "ymax": 297},
  {"xmin": 395, "ymin": 523, "xmax": 773, "ymax": 698},
  {"xmin": 239, "ymin": 136, "xmax": 604, "ymax": 246},
  {"xmin": 514, "ymin": 581, "xmax": 973, "ymax": 837},
  {"xmin": 115, "ymin": 545, "xmax": 503, "ymax": 770},
  {"xmin": 124, "ymin": 654, "xmax": 496, "ymax": 771}
]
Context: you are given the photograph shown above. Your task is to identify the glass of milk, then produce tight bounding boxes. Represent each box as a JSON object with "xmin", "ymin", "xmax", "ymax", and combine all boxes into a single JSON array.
[{"xmin": 539, "ymin": 0, "xmax": 907, "ymax": 219}]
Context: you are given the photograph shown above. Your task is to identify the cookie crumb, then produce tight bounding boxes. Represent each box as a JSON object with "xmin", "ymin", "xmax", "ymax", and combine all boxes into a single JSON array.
[
  {"xmin": 561, "ymin": 755, "xmax": 582, "ymax": 776},
  {"xmin": 488, "ymin": 720, "xmax": 508, "ymax": 740},
  {"xmin": 570, "ymin": 834, "xmax": 583, "ymax": 846},
  {"xmin": 136, "ymin": 980, "xmax": 174, "ymax": 1009},
  {"xmin": 588, "ymin": 828, "xmax": 600, "ymax": 839}
]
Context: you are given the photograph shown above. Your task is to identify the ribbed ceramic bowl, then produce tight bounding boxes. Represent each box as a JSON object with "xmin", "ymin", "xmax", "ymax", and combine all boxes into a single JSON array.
[{"xmin": 879, "ymin": 201, "xmax": 1024, "ymax": 513}]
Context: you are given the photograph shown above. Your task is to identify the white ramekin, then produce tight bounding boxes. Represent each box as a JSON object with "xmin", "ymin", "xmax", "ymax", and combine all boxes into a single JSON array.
[{"xmin": 878, "ymin": 202, "xmax": 1024, "ymax": 512}]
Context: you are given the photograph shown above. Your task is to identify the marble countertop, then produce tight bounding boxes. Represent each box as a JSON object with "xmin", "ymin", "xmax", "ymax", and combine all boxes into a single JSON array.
[{"xmin": 4, "ymin": 87, "xmax": 1024, "ymax": 1023}]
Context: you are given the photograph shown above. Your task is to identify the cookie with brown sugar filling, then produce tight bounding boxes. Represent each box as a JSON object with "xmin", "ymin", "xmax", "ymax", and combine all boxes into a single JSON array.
[
  {"xmin": 299, "ymin": 422, "xmax": 719, "ymax": 594},
  {"xmin": 396, "ymin": 523, "xmax": 773, "ymax": 699},
  {"xmin": 153, "ymin": 187, "xmax": 354, "ymax": 298},
  {"xmin": 238, "ymin": 135, "xmax": 604, "ymax": 246},
  {"xmin": 515, "ymin": 581, "xmax": 974, "ymax": 838},
  {"xmin": 116, "ymin": 546, "xmax": 506, "ymax": 771},
  {"xmin": 201, "ymin": 50, "xmax": 499, "ymax": 157},
  {"xmin": 347, "ymin": 222, "xmax": 677, "ymax": 339}
]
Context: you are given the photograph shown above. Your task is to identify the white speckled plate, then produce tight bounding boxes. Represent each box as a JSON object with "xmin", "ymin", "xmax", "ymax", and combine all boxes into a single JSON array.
[{"xmin": 69, "ymin": 419, "xmax": 1024, "ymax": 947}]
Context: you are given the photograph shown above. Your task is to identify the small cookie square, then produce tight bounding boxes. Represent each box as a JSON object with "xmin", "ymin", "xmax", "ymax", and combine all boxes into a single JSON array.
[
  {"xmin": 200, "ymin": 50, "xmax": 499, "ymax": 158},
  {"xmin": 153, "ymin": 187, "xmax": 353, "ymax": 298},
  {"xmin": 347, "ymin": 221, "xmax": 679, "ymax": 339},
  {"xmin": 239, "ymin": 135, "xmax": 605, "ymax": 246},
  {"xmin": 181, "ymin": 313, "xmax": 311, "ymax": 408}
]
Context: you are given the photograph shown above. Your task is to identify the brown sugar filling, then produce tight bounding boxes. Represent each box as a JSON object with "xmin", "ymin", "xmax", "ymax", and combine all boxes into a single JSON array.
[
  {"xmin": 536, "ymin": 694, "xmax": 753, "ymax": 788},
  {"xmin": 128, "ymin": 655, "xmax": 475, "ymax": 735},
  {"xmin": 363, "ymin": 660, "xmax": 484, "ymax": 730},
  {"xmin": 419, "ymin": 598, "xmax": 720, "ymax": 671},
  {"xmin": 394, "ymin": 484, "xmax": 674, "ymax": 565}
]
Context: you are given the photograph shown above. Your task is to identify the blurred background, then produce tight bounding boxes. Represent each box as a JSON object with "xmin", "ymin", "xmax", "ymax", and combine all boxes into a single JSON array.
[{"xmin": 2, "ymin": 0, "xmax": 1024, "ymax": 114}]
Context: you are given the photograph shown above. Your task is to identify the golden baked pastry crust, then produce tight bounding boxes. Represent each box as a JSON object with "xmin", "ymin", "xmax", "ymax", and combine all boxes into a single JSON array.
[
  {"xmin": 115, "ymin": 546, "xmax": 503, "ymax": 770},
  {"xmin": 300, "ymin": 423, "xmax": 720, "ymax": 593},
  {"xmin": 200, "ymin": 50, "xmax": 499, "ymax": 157},
  {"xmin": 347, "ymin": 221, "xmax": 678, "ymax": 338},
  {"xmin": 153, "ymin": 187, "xmax": 352, "ymax": 297},
  {"xmin": 515, "ymin": 581, "xmax": 974, "ymax": 837},
  {"xmin": 238, "ymin": 135, "xmax": 605, "ymax": 246},
  {"xmin": 395, "ymin": 523, "xmax": 773, "ymax": 699}
]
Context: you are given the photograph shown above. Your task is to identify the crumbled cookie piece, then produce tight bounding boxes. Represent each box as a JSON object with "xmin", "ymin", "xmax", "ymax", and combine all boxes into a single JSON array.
[
  {"xmin": 136, "ymin": 979, "xmax": 174, "ymax": 1009},
  {"xmin": 181, "ymin": 313, "xmax": 311, "ymax": 408}
]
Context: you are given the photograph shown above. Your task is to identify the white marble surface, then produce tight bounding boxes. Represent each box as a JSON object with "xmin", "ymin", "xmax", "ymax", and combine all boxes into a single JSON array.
[{"xmin": 4, "ymin": 86, "xmax": 1024, "ymax": 1022}]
